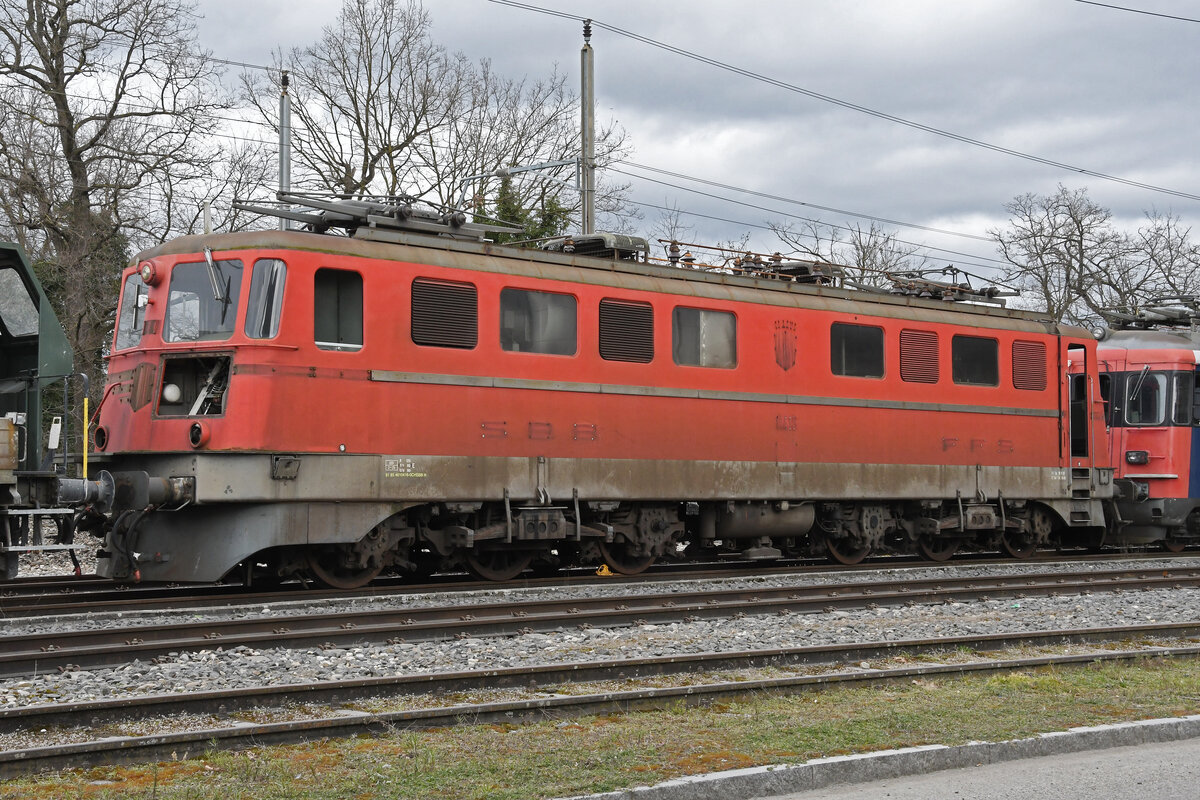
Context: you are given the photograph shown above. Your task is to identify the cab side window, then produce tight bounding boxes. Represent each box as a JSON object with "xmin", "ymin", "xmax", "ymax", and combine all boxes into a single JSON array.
[{"xmin": 314, "ymin": 268, "xmax": 363, "ymax": 351}]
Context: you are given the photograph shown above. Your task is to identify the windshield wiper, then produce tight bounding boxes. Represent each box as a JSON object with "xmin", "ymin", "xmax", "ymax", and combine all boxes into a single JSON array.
[{"xmin": 204, "ymin": 246, "xmax": 233, "ymax": 324}]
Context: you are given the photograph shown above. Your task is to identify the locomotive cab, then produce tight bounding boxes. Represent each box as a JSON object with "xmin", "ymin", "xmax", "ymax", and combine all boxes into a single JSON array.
[{"xmin": 1098, "ymin": 328, "xmax": 1200, "ymax": 549}]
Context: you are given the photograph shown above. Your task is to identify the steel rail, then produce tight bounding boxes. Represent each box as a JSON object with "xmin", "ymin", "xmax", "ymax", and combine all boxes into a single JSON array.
[
  {"xmin": 4, "ymin": 551, "xmax": 1193, "ymax": 616},
  {"xmin": 2, "ymin": 622, "xmax": 1200, "ymax": 776},
  {"xmin": 3, "ymin": 567, "xmax": 1199, "ymax": 678}
]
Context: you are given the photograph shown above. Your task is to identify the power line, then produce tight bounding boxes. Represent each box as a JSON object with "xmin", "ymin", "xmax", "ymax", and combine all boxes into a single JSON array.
[
  {"xmin": 490, "ymin": 0, "xmax": 1200, "ymax": 204},
  {"xmin": 620, "ymin": 161, "xmax": 992, "ymax": 242},
  {"xmin": 1074, "ymin": 0, "xmax": 1200, "ymax": 23},
  {"xmin": 609, "ymin": 165, "xmax": 1008, "ymax": 264},
  {"xmin": 626, "ymin": 197, "xmax": 1008, "ymax": 273}
]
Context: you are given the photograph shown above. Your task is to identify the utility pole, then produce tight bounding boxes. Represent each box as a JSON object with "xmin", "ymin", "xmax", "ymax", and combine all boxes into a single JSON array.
[
  {"xmin": 580, "ymin": 20, "xmax": 595, "ymax": 235},
  {"xmin": 279, "ymin": 69, "xmax": 291, "ymax": 231}
]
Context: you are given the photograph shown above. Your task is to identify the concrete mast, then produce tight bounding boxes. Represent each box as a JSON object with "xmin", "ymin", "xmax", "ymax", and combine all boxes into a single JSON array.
[{"xmin": 580, "ymin": 20, "xmax": 595, "ymax": 235}]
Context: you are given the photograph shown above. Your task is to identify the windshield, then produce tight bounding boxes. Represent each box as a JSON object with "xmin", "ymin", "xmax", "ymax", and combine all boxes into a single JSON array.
[
  {"xmin": 164, "ymin": 259, "xmax": 244, "ymax": 342},
  {"xmin": 0, "ymin": 267, "xmax": 38, "ymax": 338}
]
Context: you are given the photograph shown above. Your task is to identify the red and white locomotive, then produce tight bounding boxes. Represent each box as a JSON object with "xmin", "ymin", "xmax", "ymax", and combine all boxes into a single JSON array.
[
  {"xmin": 1095, "ymin": 302, "xmax": 1200, "ymax": 552},
  {"xmin": 52, "ymin": 194, "xmax": 1127, "ymax": 587}
]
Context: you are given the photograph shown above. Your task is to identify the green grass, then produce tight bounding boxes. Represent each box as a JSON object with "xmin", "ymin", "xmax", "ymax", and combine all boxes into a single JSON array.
[{"xmin": 6, "ymin": 656, "xmax": 1200, "ymax": 800}]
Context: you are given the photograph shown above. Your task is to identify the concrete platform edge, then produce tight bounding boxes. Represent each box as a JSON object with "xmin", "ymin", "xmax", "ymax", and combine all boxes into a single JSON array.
[{"xmin": 558, "ymin": 714, "xmax": 1200, "ymax": 800}]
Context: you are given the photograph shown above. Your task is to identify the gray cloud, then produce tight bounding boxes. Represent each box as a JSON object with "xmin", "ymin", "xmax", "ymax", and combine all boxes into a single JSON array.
[{"xmin": 197, "ymin": 0, "xmax": 1200, "ymax": 271}]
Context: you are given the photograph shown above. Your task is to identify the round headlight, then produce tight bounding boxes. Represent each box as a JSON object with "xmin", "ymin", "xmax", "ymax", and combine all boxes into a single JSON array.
[{"xmin": 139, "ymin": 261, "xmax": 159, "ymax": 285}]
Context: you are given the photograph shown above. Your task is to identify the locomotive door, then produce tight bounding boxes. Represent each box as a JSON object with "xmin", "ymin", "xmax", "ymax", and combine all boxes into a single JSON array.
[{"xmin": 1067, "ymin": 343, "xmax": 1092, "ymax": 465}]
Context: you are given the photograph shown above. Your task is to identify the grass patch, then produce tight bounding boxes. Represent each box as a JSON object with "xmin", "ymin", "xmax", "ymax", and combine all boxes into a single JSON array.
[{"xmin": 5, "ymin": 656, "xmax": 1200, "ymax": 799}]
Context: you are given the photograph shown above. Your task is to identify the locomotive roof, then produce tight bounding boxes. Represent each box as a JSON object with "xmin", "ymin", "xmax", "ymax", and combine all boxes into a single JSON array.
[
  {"xmin": 1098, "ymin": 327, "xmax": 1200, "ymax": 352},
  {"xmin": 135, "ymin": 228, "xmax": 1088, "ymax": 338}
]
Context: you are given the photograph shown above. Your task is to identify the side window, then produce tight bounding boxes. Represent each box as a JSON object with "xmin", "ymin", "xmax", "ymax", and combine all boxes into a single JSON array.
[
  {"xmin": 899, "ymin": 329, "xmax": 937, "ymax": 383},
  {"xmin": 114, "ymin": 272, "xmax": 147, "ymax": 350},
  {"xmin": 1125, "ymin": 371, "xmax": 1166, "ymax": 426},
  {"xmin": 500, "ymin": 288, "xmax": 576, "ymax": 355},
  {"xmin": 599, "ymin": 299, "xmax": 653, "ymax": 363},
  {"xmin": 1172, "ymin": 372, "xmax": 1193, "ymax": 425},
  {"xmin": 831, "ymin": 322, "xmax": 883, "ymax": 378},
  {"xmin": 1193, "ymin": 371, "xmax": 1200, "ymax": 427},
  {"xmin": 1011, "ymin": 340, "xmax": 1047, "ymax": 391},
  {"xmin": 412, "ymin": 278, "xmax": 477, "ymax": 349},
  {"xmin": 244, "ymin": 259, "xmax": 287, "ymax": 340},
  {"xmin": 672, "ymin": 307, "xmax": 736, "ymax": 368},
  {"xmin": 314, "ymin": 268, "xmax": 363, "ymax": 351},
  {"xmin": 0, "ymin": 268, "xmax": 38, "ymax": 337},
  {"xmin": 952, "ymin": 335, "xmax": 998, "ymax": 386},
  {"xmin": 1099, "ymin": 373, "xmax": 1112, "ymax": 427}
]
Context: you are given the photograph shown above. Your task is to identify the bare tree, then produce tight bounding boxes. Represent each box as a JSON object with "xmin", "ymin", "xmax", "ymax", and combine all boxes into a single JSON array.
[
  {"xmin": 770, "ymin": 219, "xmax": 928, "ymax": 287},
  {"xmin": 0, "ymin": 0, "xmax": 244, "ymax": 395},
  {"xmin": 988, "ymin": 185, "xmax": 1180, "ymax": 323},
  {"xmin": 244, "ymin": 0, "xmax": 634, "ymax": 231},
  {"xmin": 647, "ymin": 198, "xmax": 694, "ymax": 247},
  {"xmin": 1132, "ymin": 209, "xmax": 1200, "ymax": 300},
  {"xmin": 243, "ymin": 0, "xmax": 468, "ymax": 197}
]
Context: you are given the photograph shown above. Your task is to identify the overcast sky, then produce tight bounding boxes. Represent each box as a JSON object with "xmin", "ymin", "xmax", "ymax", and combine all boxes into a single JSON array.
[{"xmin": 195, "ymin": 0, "xmax": 1200, "ymax": 278}]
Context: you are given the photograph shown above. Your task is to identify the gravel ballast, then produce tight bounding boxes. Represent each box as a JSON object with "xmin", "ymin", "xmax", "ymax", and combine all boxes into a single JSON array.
[{"xmin": 3, "ymin": 556, "xmax": 1199, "ymax": 709}]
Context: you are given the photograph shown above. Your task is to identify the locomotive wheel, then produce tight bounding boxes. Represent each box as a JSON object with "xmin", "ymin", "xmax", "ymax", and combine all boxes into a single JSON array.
[
  {"xmin": 598, "ymin": 540, "xmax": 657, "ymax": 575},
  {"xmin": 465, "ymin": 548, "xmax": 534, "ymax": 581},
  {"xmin": 305, "ymin": 545, "xmax": 384, "ymax": 590},
  {"xmin": 826, "ymin": 537, "xmax": 870, "ymax": 565},
  {"xmin": 917, "ymin": 535, "xmax": 959, "ymax": 562},
  {"xmin": 1000, "ymin": 530, "xmax": 1037, "ymax": 559},
  {"xmin": 1162, "ymin": 539, "xmax": 1188, "ymax": 554}
]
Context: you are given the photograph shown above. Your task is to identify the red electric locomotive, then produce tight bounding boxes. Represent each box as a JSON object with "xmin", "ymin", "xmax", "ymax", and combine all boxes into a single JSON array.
[
  {"xmin": 1095, "ymin": 303, "xmax": 1200, "ymax": 551},
  {"xmin": 60, "ymin": 195, "xmax": 1114, "ymax": 587}
]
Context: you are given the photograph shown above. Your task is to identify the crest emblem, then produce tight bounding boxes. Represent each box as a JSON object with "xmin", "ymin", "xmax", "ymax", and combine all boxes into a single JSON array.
[{"xmin": 774, "ymin": 319, "xmax": 797, "ymax": 371}]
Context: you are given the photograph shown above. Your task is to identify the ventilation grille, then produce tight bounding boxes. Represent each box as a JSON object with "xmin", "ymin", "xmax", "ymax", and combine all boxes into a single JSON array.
[
  {"xmin": 1012, "ymin": 340, "xmax": 1047, "ymax": 391},
  {"xmin": 411, "ymin": 278, "xmax": 477, "ymax": 349},
  {"xmin": 599, "ymin": 299, "xmax": 654, "ymax": 363},
  {"xmin": 900, "ymin": 329, "xmax": 938, "ymax": 383}
]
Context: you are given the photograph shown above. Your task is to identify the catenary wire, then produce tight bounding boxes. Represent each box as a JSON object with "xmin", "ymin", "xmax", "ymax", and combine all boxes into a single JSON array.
[
  {"xmin": 489, "ymin": 0, "xmax": 1200, "ymax": 203},
  {"xmin": 1073, "ymin": 0, "xmax": 1200, "ymax": 23}
]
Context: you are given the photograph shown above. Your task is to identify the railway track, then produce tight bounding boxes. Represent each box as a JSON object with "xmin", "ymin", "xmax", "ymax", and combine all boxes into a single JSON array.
[
  {"xmin": 5, "ymin": 565, "xmax": 1200, "ymax": 678},
  {"xmin": 3, "ymin": 623, "xmax": 1199, "ymax": 776},
  {"xmin": 5, "ymin": 550, "xmax": 1195, "ymax": 616}
]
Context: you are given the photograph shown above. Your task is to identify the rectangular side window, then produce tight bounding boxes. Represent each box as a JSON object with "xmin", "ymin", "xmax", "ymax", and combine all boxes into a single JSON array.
[
  {"xmin": 599, "ymin": 299, "xmax": 653, "ymax": 363},
  {"xmin": 412, "ymin": 278, "xmax": 477, "ymax": 349},
  {"xmin": 831, "ymin": 322, "xmax": 884, "ymax": 378},
  {"xmin": 314, "ymin": 268, "xmax": 363, "ymax": 351},
  {"xmin": 672, "ymin": 307, "xmax": 736, "ymax": 368},
  {"xmin": 0, "ymin": 268, "xmax": 38, "ymax": 338},
  {"xmin": 951, "ymin": 335, "xmax": 998, "ymax": 386},
  {"xmin": 500, "ymin": 287, "xmax": 577, "ymax": 355},
  {"xmin": 1012, "ymin": 340, "xmax": 1047, "ymax": 391},
  {"xmin": 1099, "ymin": 373, "xmax": 1112, "ymax": 426},
  {"xmin": 114, "ymin": 272, "xmax": 147, "ymax": 350},
  {"xmin": 1172, "ymin": 372, "xmax": 1193, "ymax": 425},
  {"xmin": 244, "ymin": 259, "xmax": 287, "ymax": 340},
  {"xmin": 899, "ymin": 329, "xmax": 937, "ymax": 383}
]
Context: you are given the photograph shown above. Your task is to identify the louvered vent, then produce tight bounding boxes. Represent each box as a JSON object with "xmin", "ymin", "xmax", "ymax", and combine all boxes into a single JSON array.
[
  {"xmin": 411, "ymin": 278, "xmax": 477, "ymax": 349},
  {"xmin": 1012, "ymin": 340, "xmax": 1047, "ymax": 391},
  {"xmin": 599, "ymin": 299, "xmax": 654, "ymax": 363},
  {"xmin": 899, "ymin": 329, "xmax": 938, "ymax": 383}
]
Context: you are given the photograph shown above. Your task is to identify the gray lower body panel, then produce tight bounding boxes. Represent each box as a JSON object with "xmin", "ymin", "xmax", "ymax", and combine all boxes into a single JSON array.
[{"xmin": 93, "ymin": 452, "xmax": 1107, "ymax": 583}]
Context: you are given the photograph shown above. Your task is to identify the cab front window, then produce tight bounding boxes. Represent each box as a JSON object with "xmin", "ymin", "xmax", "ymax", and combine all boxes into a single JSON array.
[{"xmin": 164, "ymin": 259, "xmax": 244, "ymax": 342}]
